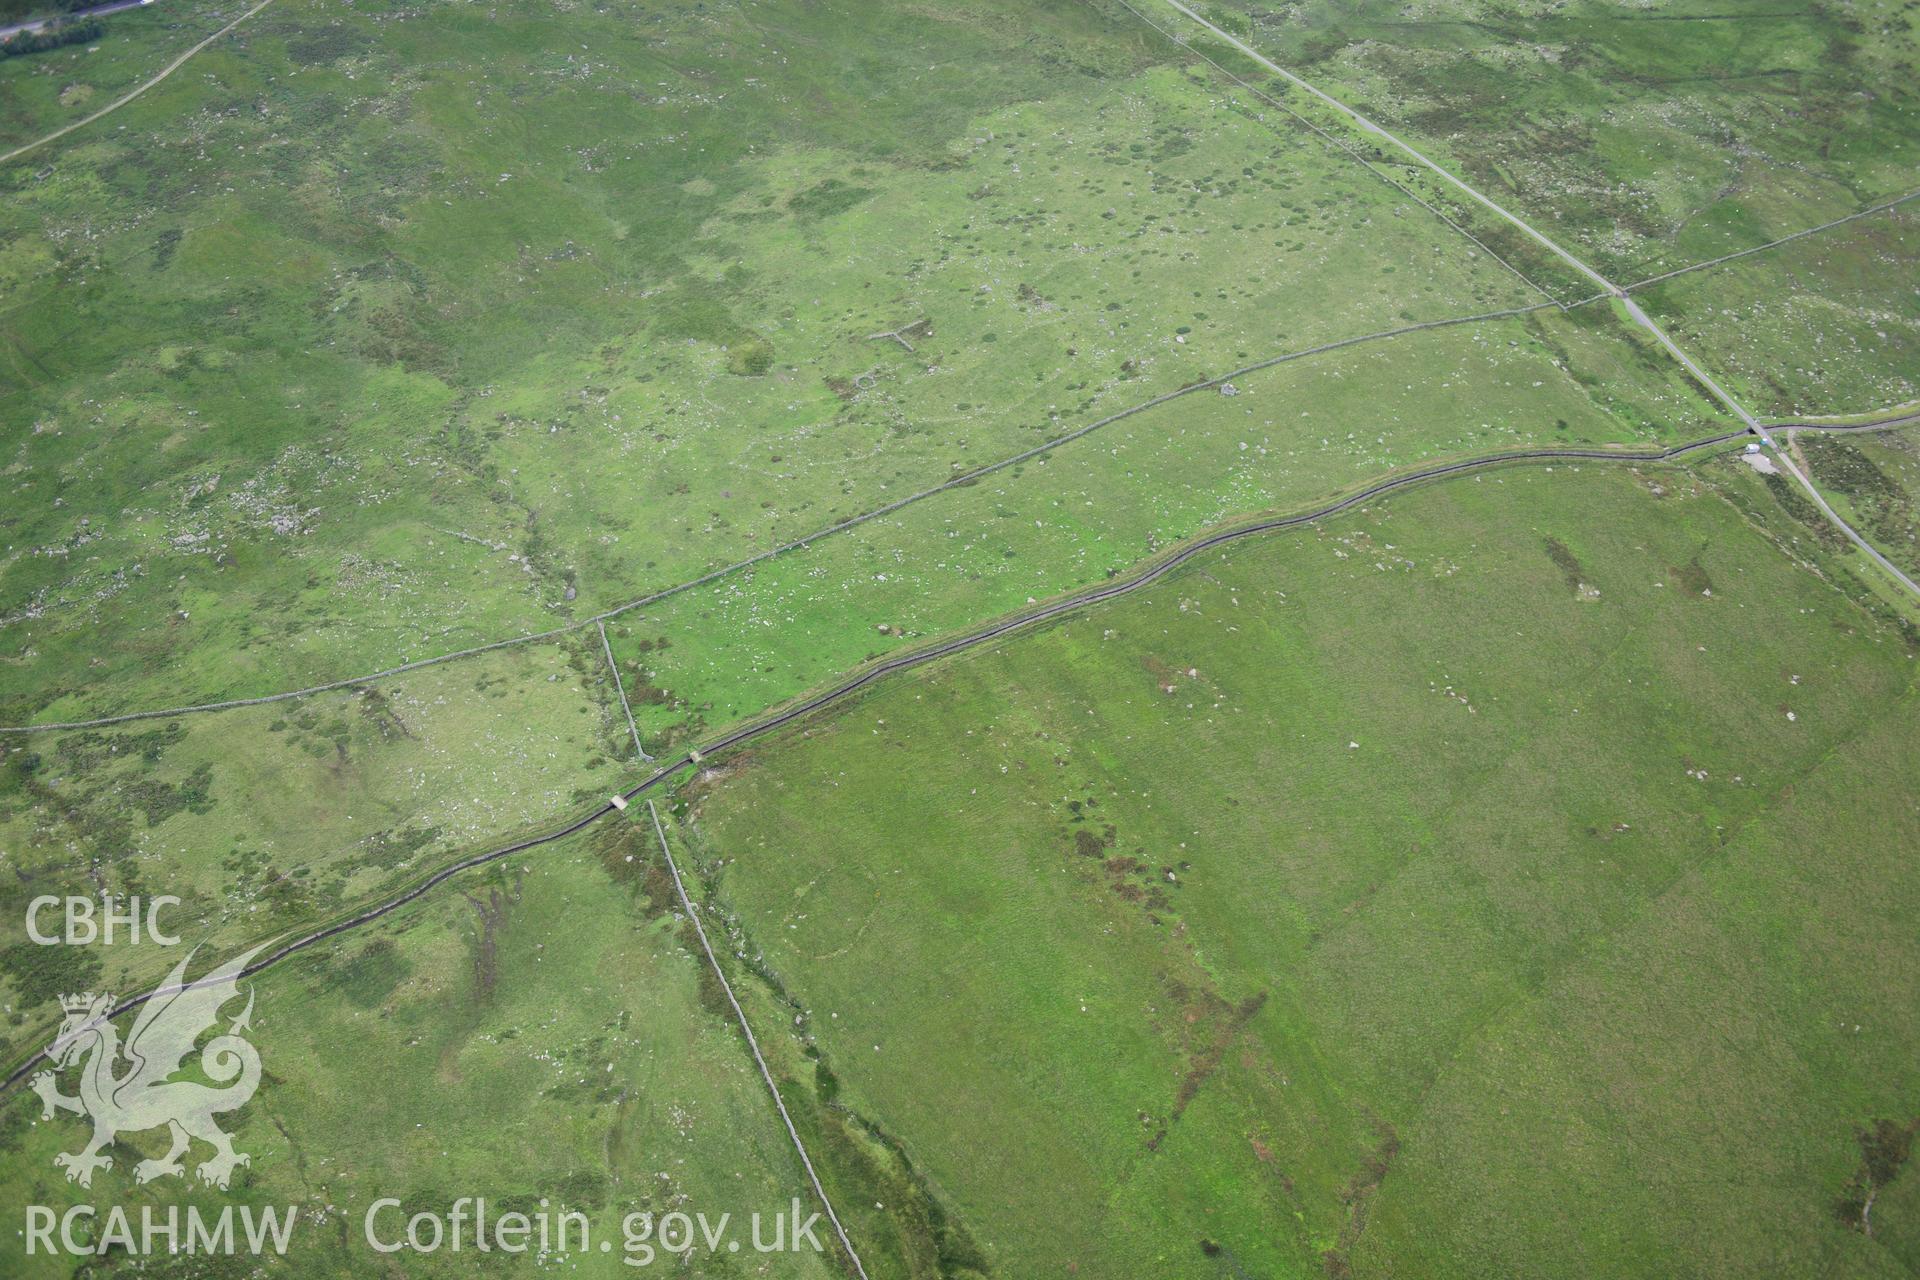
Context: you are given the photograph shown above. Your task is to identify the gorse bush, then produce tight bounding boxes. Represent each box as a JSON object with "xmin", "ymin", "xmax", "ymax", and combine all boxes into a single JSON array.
[{"xmin": 1, "ymin": 15, "xmax": 102, "ymax": 57}]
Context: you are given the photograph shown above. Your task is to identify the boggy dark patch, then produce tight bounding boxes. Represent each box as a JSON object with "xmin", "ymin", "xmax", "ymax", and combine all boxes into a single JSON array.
[
  {"xmin": 1666, "ymin": 554, "xmax": 1715, "ymax": 596},
  {"xmin": 1544, "ymin": 535, "xmax": 1587, "ymax": 592},
  {"xmin": 1837, "ymin": 1116, "xmax": 1919, "ymax": 1236}
]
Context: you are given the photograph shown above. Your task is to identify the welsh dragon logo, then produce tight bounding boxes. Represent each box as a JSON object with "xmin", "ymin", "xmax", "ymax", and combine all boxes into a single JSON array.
[{"xmin": 31, "ymin": 945, "xmax": 267, "ymax": 1190}]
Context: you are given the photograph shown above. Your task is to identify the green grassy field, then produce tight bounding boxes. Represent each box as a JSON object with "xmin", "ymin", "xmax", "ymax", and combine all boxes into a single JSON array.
[
  {"xmin": 1634, "ymin": 210, "xmax": 1920, "ymax": 417},
  {"xmin": 1710, "ymin": 428, "xmax": 1920, "ymax": 624},
  {"xmin": 605, "ymin": 302, "xmax": 1726, "ymax": 752},
  {"xmin": 0, "ymin": 634, "xmax": 627, "ymax": 1067},
  {"xmin": 0, "ymin": 0, "xmax": 1720, "ymax": 1119},
  {"xmin": 1796, "ymin": 426, "xmax": 1920, "ymax": 580},
  {"xmin": 1178, "ymin": 0, "xmax": 1920, "ymax": 418},
  {"xmin": 0, "ymin": 1, "xmax": 248, "ymax": 152},
  {"xmin": 0, "ymin": 821, "xmax": 851, "ymax": 1279},
  {"xmin": 1, "ymin": 0, "xmax": 1615, "ymax": 727},
  {"xmin": 1, "ymin": 0, "xmax": 1916, "ymax": 1276},
  {"xmin": 679, "ymin": 459, "xmax": 1920, "ymax": 1278},
  {"xmin": 1201, "ymin": 0, "xmax": 1920, "ymax": 284}
]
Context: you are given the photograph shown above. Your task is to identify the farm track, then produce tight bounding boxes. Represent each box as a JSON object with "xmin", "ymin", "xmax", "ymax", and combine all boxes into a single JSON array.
[
  {"xmin": 2, "ymin": 428, "xmax": 1759, "ymax": 1096},
  {"xmin": 0, "ymin": 0, "xmax": 278, "ymax": 166}
]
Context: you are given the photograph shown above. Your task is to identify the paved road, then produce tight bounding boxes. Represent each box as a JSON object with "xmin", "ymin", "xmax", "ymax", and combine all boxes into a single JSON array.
[
  {"xmin": 1771, "ymin": 424, "xmax": 1920, "ymax": 597},
  {"xmin": 1156, "ymin": 0, "xmax": 1611, "ymax": 295},
  {"xmin": 1, "ymin": 0, "xmax": 151, "ymax": 42},
  {"xmin": 0, "ymin": 430, "xmax": 1752, "ymax": 1096},
  {"xmin": 1151, "ymin": 0, "xmax": 1920, "ymax": 603}
]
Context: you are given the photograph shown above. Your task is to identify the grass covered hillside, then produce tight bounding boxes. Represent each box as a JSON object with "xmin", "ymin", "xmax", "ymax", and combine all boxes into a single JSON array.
[
  {"xmin": 1, "ymin": 1, "xmax": 1915, "ymax": 1277},
  {"xmin": 678, "ymin": 457, "xmax": 1920, "ymax": 1278},
  {"xmin": 3, "ymin": 0, "xmax": 1613, "ymax": 727}
]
